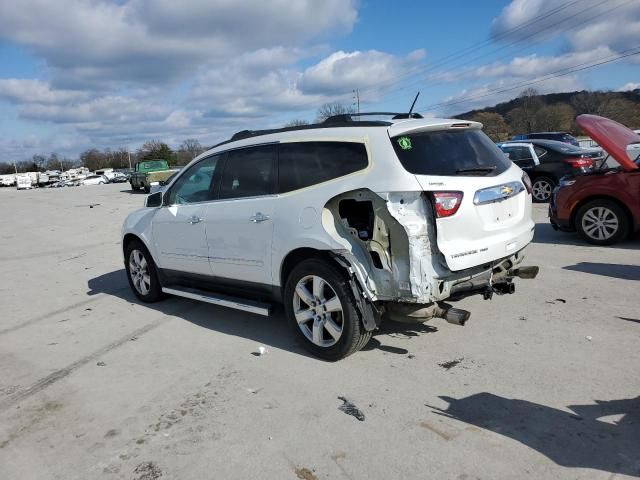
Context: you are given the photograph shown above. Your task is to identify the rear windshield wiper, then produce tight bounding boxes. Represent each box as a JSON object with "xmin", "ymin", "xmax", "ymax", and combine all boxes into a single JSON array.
[{"xmin": 455, "ymin": 166, "xmax": 496, "ymax": 175}]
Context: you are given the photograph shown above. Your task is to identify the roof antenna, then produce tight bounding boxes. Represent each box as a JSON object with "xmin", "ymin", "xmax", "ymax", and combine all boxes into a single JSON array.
[{"xmin": 408, "ymin": 91, "xmax": 420, "ymax": 118}]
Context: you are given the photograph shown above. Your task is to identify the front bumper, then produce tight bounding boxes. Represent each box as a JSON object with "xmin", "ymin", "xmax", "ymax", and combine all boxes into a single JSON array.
[{"xmin": 549, "ymin": 188, "xmax": 575, "ymax": 232}]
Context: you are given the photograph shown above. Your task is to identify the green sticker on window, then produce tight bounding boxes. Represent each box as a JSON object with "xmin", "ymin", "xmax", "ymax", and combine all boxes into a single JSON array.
[{"xmin": 397, "ymin": 136, "xmax": 412, "ymax": 150}]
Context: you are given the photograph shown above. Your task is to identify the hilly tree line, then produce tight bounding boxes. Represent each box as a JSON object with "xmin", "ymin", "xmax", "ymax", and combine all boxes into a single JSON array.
[
  {"xmin": 458, "ymin": 88, "xmax": 640, "ymax": 142},
  {"xmin": 0, "ymin": 139, "xmax": 206, "ymax": 175}
]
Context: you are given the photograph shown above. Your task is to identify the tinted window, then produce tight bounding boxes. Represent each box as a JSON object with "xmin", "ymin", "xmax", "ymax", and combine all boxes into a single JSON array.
[
  {"xmin": 219, "ymin": 145, "xmax": 275, "ymax": 199},
  {"xmin": 392, "ymin": 130, "xmax": 511, "ymax": 176},
  {"xmin": 278, "ymin": 142, "xmax": 368, "ymax": 193},
  {"xmin": 534, "ymin": 146, "xmax": 547, "ymax": 159},
  {"xmin": 168, "ymin": 156, "xmax": 219, "ymax": 205}
]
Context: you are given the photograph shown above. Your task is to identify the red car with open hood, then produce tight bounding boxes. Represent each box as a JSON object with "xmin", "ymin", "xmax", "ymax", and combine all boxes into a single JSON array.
[{"xmin": 549, "ymin": 114, "xmax": 640, "ymax": 245}]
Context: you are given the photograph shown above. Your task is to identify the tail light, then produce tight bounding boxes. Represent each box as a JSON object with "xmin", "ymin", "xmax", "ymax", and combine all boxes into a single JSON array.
[
  {"xmin": 522, "ymin": 172, "xmax": 532, "ymax": 194},
  {"xmin": 563, "ymin": 156, "xmax": 593, "ymax": 168},
  {"xmin": 432, "ymin": 192, "xmax": 463, "ymax": 218}
]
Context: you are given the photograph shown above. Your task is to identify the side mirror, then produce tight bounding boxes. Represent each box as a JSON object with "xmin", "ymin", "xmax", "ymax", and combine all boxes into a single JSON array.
[{"xmin": 145, "ymin": 191, "xmax": 163, "ymax": 208}]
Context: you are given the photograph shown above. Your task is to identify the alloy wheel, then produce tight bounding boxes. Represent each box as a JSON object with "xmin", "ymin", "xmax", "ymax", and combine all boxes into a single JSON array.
[
  {"xmin": 293, "ymin": 275, "xmax": 344, "ymax": 347},
  {"xmin": 581, "ymin": 206, "xmax": 619, "ymax": 242},
  {"xmin": 129, "ymin": 249, "xmax": 151, "ymax": 295},
  {"xmin": 532, "ymin": 179, "xmax": 553, "ymax": 202}
]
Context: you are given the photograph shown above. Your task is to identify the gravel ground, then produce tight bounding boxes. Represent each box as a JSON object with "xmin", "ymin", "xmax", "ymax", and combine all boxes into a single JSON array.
[{"xmin": 1, "ymin": 183, "xmax": 639, "ymax": 480}]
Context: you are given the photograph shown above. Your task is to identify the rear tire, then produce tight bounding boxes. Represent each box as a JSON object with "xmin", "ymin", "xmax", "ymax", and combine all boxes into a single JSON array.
[
  {"xmin": 284, "ymin": 258, "xmax": 372, "ymax": 361},
  {"xmin": 130, "ymin": 183, "xmax": 139, "ymax": 191},
  {"xmin": 575, "ymin": 199, "xmax": 629, "ymax": 245},
  {"xmin": 124, "ymin": 240, "xmax": 164, "ymax": 302},
  {"xmin": 531, "ymin": 176, "xmax": 555, "ymax": 203}
]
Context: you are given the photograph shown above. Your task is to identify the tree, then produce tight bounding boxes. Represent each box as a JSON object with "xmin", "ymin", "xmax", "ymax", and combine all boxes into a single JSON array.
[
  {"xmin": 176, "ymin": 139, "xmax": 204, "ymax": 165},
  {"xmin": 138, "ymin": 140, "xmax": 174, "ymax": 164},
  {"xmin": 534, "ymin": 103, "xmax": 575, "ymax": 132},
  {"xmin": 469, "ymin": 112, "xmax": 510, "ymax": 142},
  {"xmin": 284, "ymin": 119, "xmax": 310, "ymax": 127},
  {"xmin": 315, "ymin": 103, "xmax": 355, "ymax": 122},
  {"xmin": 516, "ymin": 88, "xmax": 543, "ymax": 133},
  {"xmin": 81, "ymin": 148, "xmax": 107, "ymax": 171},
  {"xmin": 46, "ymin": 153, "xmax": 63, "ymax": 171}
]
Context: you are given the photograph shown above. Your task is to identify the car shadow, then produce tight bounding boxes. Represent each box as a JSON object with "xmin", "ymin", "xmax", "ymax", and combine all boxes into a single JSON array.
[
  {"xmin": 533, "ymin": 222, "xmax": 640, "ymax": 249},
  {"xmin": 87, "ymin": 269, "xmax": 438, "ymax": 360},
  {"xmin": 120, "ymin": 189, "xmax": 146, "ymax": 194},
  {"xmin": 563, "ymin": 262, "xmax": 640, "ymax": 281},
  {"xmin": 428, "ymin": 392, "xmax": 640, "ymax": 477}
]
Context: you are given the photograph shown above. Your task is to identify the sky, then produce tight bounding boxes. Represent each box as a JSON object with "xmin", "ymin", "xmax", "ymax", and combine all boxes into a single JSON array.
[{"xmin": 0, "ymin": 0, "xmax": 639, "ymax": 161}]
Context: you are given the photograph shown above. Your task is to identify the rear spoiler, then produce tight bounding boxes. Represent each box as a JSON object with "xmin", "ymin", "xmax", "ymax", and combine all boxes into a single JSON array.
[{"xmin": 388, "ymin": 119, "xmax": 482, "ymax": 138}]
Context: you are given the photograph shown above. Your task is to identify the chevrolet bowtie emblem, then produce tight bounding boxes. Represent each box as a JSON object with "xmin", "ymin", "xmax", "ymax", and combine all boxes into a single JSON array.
[{"xmin": 501, "ymin": 185, "xmax": 514, "ymax": 196}]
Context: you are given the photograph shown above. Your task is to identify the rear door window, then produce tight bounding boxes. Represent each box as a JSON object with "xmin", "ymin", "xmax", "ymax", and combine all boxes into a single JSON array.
[
  {"xmin": 392, "ymin": 130, "xmax": 511, "ymax": 176},
  {"xmin": 501, "ymin": 146, "xmax": 535, "ymax": 168},
  {"xmin": 218, "ymin": 145, "xmax": 275, "ymax": 199},
  {"xmin": 278, "ymin": 141, "xmax": 368, "ymax": 193}
]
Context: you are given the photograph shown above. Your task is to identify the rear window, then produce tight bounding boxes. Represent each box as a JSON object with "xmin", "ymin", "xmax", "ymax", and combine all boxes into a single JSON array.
[
  {"xmin": 391, "ymin": 129, "xmax": 511, "ymax": 176},
  {"xmin": 278, "ymin": 141, "xmax": 368, "ymax": 193}
]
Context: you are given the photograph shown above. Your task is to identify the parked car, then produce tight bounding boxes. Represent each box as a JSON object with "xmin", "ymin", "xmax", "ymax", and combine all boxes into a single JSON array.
[
  {"xmin": 550, "ymin": 114, "xmax": 640, "ymax": 245},
  {"xmin": 497, "ymin": 139, "xmax": 604, "ymax": 202},
  {"xmin": 511, "ymin": 132, "xmax": 580, "ymax": 146},
  {"xmin": 80, "ymin": 174, "xmax": 107, "ymax": 186},
  {"xmin": 109, "ymin": 172, "xmax": 129, "ymax": 183},
  {"xmin": 122, "ymin": 113, "xmax": 538, "ymax": 360}
]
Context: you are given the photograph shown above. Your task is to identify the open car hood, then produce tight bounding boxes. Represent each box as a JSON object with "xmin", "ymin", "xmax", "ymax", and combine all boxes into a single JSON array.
[{"xmin": 576, "ymin": 114, "xmax": 640, "ymax": 172}]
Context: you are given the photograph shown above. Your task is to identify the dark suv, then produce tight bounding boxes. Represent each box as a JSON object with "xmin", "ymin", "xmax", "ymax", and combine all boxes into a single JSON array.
[
  {"xmin": 498, "ymin": 139, "xmax": 603, "ymax": 202},
  {"xmin": 511, "ymin": 132, "xmax": 580, "ymax": 147}
]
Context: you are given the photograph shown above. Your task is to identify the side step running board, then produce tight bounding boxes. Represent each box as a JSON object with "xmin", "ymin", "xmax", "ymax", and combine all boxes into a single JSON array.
[{"xmin": 162, "ymin": 287, "xmax": 271, "ymax": 316}]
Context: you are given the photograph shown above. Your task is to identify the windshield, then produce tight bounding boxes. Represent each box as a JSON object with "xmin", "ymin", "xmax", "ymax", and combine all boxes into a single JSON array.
[{"xmin": 391, "ymin": 129, "xmax": 511, "ymax": 176}]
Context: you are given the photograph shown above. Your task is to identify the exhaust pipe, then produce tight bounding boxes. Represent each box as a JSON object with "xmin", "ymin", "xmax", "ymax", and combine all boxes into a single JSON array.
[
  {"xmin": 441, "ymin": 307, "xmax": 471, "ymax": 326},
  {"xmin": 510, "ymin": 266, "xmax": 539, "ymax": 279}
]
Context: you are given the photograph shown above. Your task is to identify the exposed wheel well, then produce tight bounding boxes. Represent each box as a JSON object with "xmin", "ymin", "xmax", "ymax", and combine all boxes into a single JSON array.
[
  {"xmin": 571, "ymin": 195, "xmax": 633, "ymax": 229},
  {"xmin": 280, "ymin": 248, "xmax": 334, "ymax": 288}
]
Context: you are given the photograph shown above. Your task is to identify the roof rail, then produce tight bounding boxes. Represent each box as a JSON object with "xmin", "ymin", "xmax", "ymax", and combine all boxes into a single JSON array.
[
  {"xmin": 323, "ymin": 111, "xmax": 424, "ymax": 123},
  {"xmin": 210, "ymin": 115, "xmax": 397, "ymax": 149}
]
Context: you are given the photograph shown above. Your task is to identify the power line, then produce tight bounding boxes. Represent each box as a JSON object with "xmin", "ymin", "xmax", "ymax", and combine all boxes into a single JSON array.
[
  {"xmin": 366, "ymin": 0, "xmax": 628, "ymax": 108},
  {"xmin": 421, "ymin": 46, "xmax": 640, "ymax": 112}
]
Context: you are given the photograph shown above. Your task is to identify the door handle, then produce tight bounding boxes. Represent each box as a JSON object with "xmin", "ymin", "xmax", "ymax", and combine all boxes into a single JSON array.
[
  {"xmin": 188, "ymin": 215, "xmax": 202, "ymax": 224},
  {"xmin": 249, "ymin": 212, "xmax": 270, "ymax": 223}
]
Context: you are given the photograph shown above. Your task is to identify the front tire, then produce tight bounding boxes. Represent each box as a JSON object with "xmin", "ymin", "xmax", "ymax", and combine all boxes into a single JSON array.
[
  {"xmin": 531, "ymin": 176, "xmax": 555, "ymax": 203},
  {"xmin": 124, "ymin": 240, "xmax": 164, "ymax": 302},
  {"xmin": 284, "ymin": 258, "xmax": 372, "ymax": 361},
  {"xmin": 575, "ymin": 199, "xmax": 629, "ymax": 245},
  {"xmin": 143, "ymin": 184, "xmax": 151, "ymax": 193}
]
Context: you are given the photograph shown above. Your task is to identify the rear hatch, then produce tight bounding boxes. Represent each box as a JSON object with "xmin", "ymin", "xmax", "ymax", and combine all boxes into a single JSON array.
[{"xmin": 389, "ymin": 121, "xmax": 534, "ymax": 272}]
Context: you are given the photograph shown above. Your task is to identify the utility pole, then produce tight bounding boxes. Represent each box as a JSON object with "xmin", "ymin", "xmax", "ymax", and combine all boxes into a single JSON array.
[
  {"xmin": 128, "ymin": 151, "xmax": 132, "ymax": 170},
  {"xmin": 353, "ymin": 88, "xmax": 360, "ymax": 118}
]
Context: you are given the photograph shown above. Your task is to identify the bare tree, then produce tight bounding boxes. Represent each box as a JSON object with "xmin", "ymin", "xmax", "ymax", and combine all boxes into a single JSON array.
[
  {"xmin": 284, "ymin": 119, "xmax": 310, "ymax": 127},
  {"xmin": 315, "ymin": 103, "xmax": 355, "ymax": 122},
  {"xmin": 517, "ymin": 88, "xmax": 543, "ymax": 133}
]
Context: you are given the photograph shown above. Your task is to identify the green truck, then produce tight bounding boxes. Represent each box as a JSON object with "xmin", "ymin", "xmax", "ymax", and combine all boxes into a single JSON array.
[{"xmin": 129, "ymin": 160, "xmax": 179, "ymax": 193}]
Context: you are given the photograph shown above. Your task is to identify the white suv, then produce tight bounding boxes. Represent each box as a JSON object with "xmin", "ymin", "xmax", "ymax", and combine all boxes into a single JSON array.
[{"xmin": 122, "ymin": 113, "xmax": 538, "ymax": 360}]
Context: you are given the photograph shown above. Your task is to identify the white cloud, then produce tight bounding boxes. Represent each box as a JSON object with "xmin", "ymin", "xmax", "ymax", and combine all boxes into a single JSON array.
[
  {"xmin": 491, "ymin": 0, "xmax": 640, "ymax": 54},
  {"xmin": 0, "ymin": 0, "xmax": 357, "ymax": 88},
  {"xmin": 300, "ymin": 49, "xmax": 425, "ymax": 95},
  {"xmin": 0, "ymin": 79, "xmax": 89, "ymax": 104},
  {"xmin": 430, "ymin": 47, "xmax": 614, "ymax": 83},
  {"xmin": 619, "ymin": 82, "xmax": 640, "ymax": 91}
]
